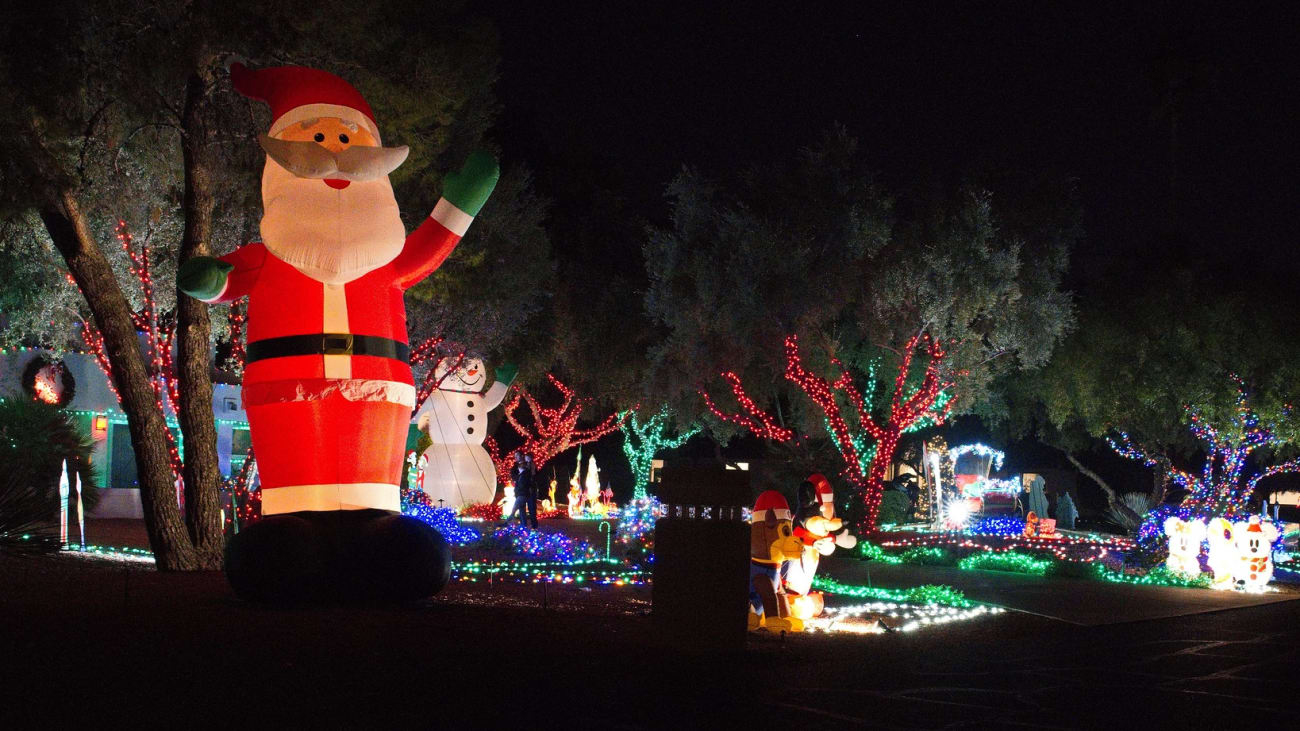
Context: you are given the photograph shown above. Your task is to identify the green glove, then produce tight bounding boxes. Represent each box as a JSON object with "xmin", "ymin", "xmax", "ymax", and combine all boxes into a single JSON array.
[
  {"xmin": 178, "ymin": 256, "xmax": 233, "ymax": 301},
  {"xmin": 493, "ymin": 362, "xmax": 518, "ymax": 387},
  {"xmin": 441, "ymin": 151, "xmax": 500, "ymax": 217}
]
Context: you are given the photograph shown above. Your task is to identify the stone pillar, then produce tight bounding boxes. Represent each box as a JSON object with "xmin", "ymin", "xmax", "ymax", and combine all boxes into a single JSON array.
[{"xmin": 652, "ymin": 466, "xmax": 751, "ymax": 650}]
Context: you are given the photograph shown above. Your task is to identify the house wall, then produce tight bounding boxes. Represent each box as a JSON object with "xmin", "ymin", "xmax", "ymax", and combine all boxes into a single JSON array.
[{"xmin": 2, "ymin": 348, "xmax": 251, "ymax": 518}]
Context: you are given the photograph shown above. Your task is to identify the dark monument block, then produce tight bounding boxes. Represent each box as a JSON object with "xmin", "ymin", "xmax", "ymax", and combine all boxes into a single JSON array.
[{"xmin": 652, "ymin": 466, "xmax": 751, "ymax": 650}]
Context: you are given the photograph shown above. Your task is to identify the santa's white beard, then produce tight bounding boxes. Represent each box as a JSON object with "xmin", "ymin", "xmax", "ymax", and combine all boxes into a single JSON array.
[{"xmin": 260, "ymin": 159, "xmax": 407, "ymax": 284}]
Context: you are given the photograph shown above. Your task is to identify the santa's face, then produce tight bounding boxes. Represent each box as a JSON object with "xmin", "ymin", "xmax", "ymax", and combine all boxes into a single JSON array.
[
  {"xmin": 259, "ymin": 117, "xmax": 408, "ymax": 284},
  {"xmin": 436, "ymin": 357, "xmax": 487, "ymax": 393}
]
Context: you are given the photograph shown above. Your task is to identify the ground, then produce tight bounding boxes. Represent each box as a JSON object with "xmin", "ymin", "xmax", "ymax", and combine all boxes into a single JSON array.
[{"xmin": 3, "ymin": 521, "xmax": 1297, "ymax": 728}]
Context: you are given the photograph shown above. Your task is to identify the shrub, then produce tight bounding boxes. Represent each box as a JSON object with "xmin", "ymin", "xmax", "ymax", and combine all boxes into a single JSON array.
[
  {"xmin": 876, "ymin": 488, "xmax": 912, "ymax": 525},
  {"xmin": 0, "ymin": 395, "xmax": 97, "ymax": 553},
  {"xmin": 900, "ymin": 546, "xmax": 957, "ymax": 566}
]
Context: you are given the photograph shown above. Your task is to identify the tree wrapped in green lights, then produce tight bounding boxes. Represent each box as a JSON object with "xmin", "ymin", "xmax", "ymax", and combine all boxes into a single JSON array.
[
  {"xmin": 1109, "ymin": 376, "xmax": 1299, "ymax": 546},
  {"xmin": 619, "ymin": 408, "xmax": 701, "ymax": 499}
]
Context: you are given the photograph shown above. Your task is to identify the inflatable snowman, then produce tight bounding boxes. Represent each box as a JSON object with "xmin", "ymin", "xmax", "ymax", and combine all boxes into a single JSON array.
[{"xmin": 415, "ymin": 357, "xmax": 515, "ymax": 508}]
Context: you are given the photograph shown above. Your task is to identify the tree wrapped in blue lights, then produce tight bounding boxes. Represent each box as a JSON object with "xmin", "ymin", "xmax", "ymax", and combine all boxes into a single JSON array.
[
  {"xmin": 1109, "ymin": 377, "xmax": 1298, "ymax": 547},
  {"xmin": 620, "ymin": 408, "xmax": 701, "ymax": 499}
]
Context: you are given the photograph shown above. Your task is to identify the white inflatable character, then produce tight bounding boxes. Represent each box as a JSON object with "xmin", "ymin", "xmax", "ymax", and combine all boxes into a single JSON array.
[
  {"xmin": 1230, "ymin": 516, "xmax": 1279, "ymax": 592},
  {"xmin": 584, "ymin": 454, "xmax": 603, "ymax": 516},
  {"xmin": 567, "ymin": 478, "xmax": 582, "ymax": 518},
  {"xmin": 1205, "ymin": 517, "xmax": 1236, "ymax": 590},
  {"xmin": 1162, "ymin": 516, "xmax": 1206, "ymax": 576},
  {"xmin": 415, "ymin": 357, "xmax": 515, "ymax": 508},
  {"xmin": 784, "ymin": 474, "xmax": 857, "ymax": 615}
]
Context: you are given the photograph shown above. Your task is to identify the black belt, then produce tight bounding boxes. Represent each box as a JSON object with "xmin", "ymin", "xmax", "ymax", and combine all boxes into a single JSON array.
[{"xmin": 246, "ymin": 334, "xmax": 410, "ymax": 364}]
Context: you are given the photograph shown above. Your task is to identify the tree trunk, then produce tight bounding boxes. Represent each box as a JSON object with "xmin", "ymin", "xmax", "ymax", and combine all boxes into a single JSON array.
[
  {"xmin": 858, "ymin": 432, "xmax": 896, "ymax": 533},
  {"xmin": 1059, "ymin": 449, "xmax": 1142, "ymax": 531},
  {"xmin": 174, "ymin": 64, "xmax": 225, "ymax": 569},
  {"xmin": 38, "ymin": 192, "xmax": 200, "ymax": 569}
]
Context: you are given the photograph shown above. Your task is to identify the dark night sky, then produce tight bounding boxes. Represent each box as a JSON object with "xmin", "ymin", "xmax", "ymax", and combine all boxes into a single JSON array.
[
  {"xmin": 477, "ymin": 3, "xmax": 1300, "ymax": 504},
  {"xmin": 485, "ymin": 2, "xmax": 1300, "ymax": 292}
]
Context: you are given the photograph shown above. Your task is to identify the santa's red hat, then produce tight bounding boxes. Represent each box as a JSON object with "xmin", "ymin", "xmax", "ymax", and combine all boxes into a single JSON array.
[
  {"xmin": 231, "ymin": 63, "xmax": 383, "ymax": 143},
  {"xmin": 751, "ymin": 490, "xmax": 792, "ymax": 522},
  {"xmin": 807, "ymin": 473, "xmax": 834, "ymax": 504},
  {"xmin": 1246, "ymin": 516, "xmax": 1264, "ymax": 533}
]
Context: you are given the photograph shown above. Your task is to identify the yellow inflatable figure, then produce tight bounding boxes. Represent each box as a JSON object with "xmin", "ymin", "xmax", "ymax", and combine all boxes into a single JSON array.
[{"xmin": 748, "ymin": 490, "xmax": 806, "ymax": 632}]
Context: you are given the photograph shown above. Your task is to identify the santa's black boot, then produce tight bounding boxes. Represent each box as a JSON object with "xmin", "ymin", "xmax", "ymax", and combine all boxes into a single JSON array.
[
  {"xmin": 225, "ymin": 513, "xmax": 332, "ymax": 604},
  {"xmin": 342, "ymin": 511, "xmax": 451, "ymax": 602}
]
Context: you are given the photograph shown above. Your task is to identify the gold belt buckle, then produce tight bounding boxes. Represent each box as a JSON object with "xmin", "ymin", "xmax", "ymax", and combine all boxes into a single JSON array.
[{"xmin": 322, "ymin": 333, "xmax": 354, "ymax": 355}]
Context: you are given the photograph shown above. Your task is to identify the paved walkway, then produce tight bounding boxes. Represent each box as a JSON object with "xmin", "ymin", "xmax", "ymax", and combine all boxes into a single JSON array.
[{"xmin": 820, "ymin": 556, "xmax": 1299, "ymax": 625}]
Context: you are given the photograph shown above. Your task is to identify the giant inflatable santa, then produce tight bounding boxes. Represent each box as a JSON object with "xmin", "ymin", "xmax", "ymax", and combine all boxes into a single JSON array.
[{"xmin": 179, "ymin": 63, "xmax": 499, "ymax": 602}]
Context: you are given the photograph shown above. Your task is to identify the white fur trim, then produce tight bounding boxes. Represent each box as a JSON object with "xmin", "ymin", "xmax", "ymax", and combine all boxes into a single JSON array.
[
  {"xmin": 270, "ymin": 103, "xmax": 381, "ymax": 144},
  {"xmin": 751, "ymin": 508, "xmax": 792, "ymax": 522},
  {"xmin": 261, "ymin": 482, "xmax": 399, "ymax": 514},
  {"xmin": 432, "ymin": 198, "xmax": 473, "ymax": 237},
  {"xmin": 322, "ymin": 284, "xmax": 351, "ymax": 379}
]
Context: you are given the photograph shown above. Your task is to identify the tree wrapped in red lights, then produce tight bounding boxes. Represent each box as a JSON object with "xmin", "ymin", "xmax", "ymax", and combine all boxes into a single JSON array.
[
  {"xmin": 222, "ymin": 447, "xmax": 261, "ymax": 533},
  {"xmin": 704, "ymin": 333, "xmax": 952, "ymax": 532},
  {"xmin": 502, "ymin": 375, "xmax": 630, "ymax": 471},
  {"xmin": 81, "ymin": 222, "xmax": 184, "ymax": 480},
  {"xmin": 484, "ymin": 436, "xmax": 513, "ymax": 489},
  {"xmin": 408, "ymin": 336, "xmax": 467, "ymax": 411}
]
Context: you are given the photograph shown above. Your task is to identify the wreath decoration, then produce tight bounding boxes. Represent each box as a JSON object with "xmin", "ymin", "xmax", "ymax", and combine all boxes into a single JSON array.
[{"xmin": 21, "ymin": 353, "xmax": 77, "ymax": 408}]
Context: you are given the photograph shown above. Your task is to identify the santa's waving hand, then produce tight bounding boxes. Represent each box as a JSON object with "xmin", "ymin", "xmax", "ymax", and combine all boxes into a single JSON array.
[{"xmin": 179, "ymin": 63, "xmax": 498, "ymax": 603}]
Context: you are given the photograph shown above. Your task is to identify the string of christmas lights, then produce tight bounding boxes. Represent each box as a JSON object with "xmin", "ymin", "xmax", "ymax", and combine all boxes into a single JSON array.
[
  {"xmin": 409, "ymin": 339, "xmax": 468, "ymax": 411},
  {"xmin": 404, "ymin": 503, "xmax": 482, "ymax": 545},
  {"xmin": 809, "ymin": 601, "xmax": 1004, "ymax": 634},
  {"xmin": 878, "ymin": 531, "xmax": 1132, "ymax": 563},
  {"xmin": 703, "ymin": 333, "xmax": 952, "ymax": 533},
  {"xmin": 699, "ymin": 372, "xmax": 795, "ymax": 442},
  {"xmin": 489, "ymin": 523, "xmax": 599, "ymax": 562},
  {"xmin": 811, "ymin": 575, "xmax": 975, "ymax": 607},
  {"xmin": 450, "ymin": 559, "xmax": 646, "ymax": 586},
  {"xmin": 76, "ymin": 221, "xmax": 185, "ymax": 484},
  {"xmin": 1109, "ymin": 377, "xmax": 1300, "ymax": 547},
  {"xmin": 957, "ymin": 551, "xmax": 1054, "ymax": 575},
  {"xmin": 948, "ymin": 443, "xmax": 1006, "ymax": 471},
  {"xmin": 502, "ymin": 374, "xmax": 629, "ymax": 471},
  {"xmin": 220, "ymin": 446, "xmax": 260, "ymax": 532},
  {"xmin": 224, "ymin": 300, "xmax": 246, "ymax": 375},
  {"xmin": 619, "ymin": 408, "xmax": 701, "ymax": 499}
]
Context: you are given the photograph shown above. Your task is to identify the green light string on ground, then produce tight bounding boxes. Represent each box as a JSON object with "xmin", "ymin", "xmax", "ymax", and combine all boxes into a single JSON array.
[
  {"xmin": 811, "ymin": 575, "xmax": 975, "ymax": 608},
  {"xmin": 957, "ymin": 551, "xmax": 1053, "ymax": 575},
  {"xmin": 857, "ymin": 541, "xmax": 904, "ymax": 564},
  {"xmin": 1090, "ymin": 563, "xmax": 1212, "ymax": 588},
  {"xmin": 450, "ymin": 559, "xmax": 649, "ymax": 586}
]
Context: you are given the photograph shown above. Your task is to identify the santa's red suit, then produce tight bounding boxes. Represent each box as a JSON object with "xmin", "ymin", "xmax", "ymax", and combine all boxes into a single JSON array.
[
  {"xmin": 205, "ymin": 209, "xmax": 466, "ymax": 515},
  {"xmin": 206, "ymin": 63, "xmax": 478, "ymax": 517}
]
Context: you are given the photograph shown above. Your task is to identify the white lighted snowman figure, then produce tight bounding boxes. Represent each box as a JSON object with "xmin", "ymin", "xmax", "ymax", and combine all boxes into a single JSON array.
[{"xmin": 415, "ymin": 357, "xmax": 516, "ymax": 509}]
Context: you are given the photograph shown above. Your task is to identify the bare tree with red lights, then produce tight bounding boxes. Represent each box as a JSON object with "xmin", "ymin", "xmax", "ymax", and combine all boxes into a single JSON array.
[
  {"xmin": 704, "ymin": 333, "xmax": 953, "ymax": 532},
  {"xmin": 502, "ymin": 375, "xmax": 630, "ymax": 472},
  {"xmin": 409, "ymin": 336, "xmax": 467, "ymax": 412},
  {"xmin": 81, "ymin": 222, "xmax": 185, "ymax": 483}
]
